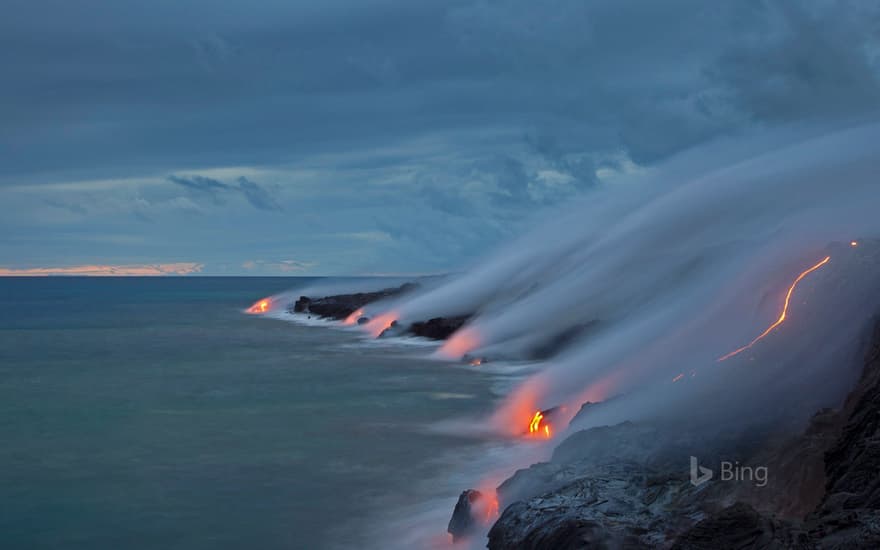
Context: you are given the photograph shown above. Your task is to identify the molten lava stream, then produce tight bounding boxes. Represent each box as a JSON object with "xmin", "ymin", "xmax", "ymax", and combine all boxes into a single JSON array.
[
  {"xmin": 364, "ymin": 312, "xmax": 397, "ymax": 337},
  {"xmin": 342, "ymin": 309, "xmax": 364, "ymax": 325},
  {"xmin": 437, "ymin": 328, "xmax": 481, "ymax": 359},
  {"xmin": 718, "ymin": 255, "xmax": 830, "ymax": 362},
  {"xmin": 246, "ymin": 297, "xmax": 272, "ymax": 314},
  {"xmin": 527, "ymin": 411, "xmax": 552, "ymax": 439}
]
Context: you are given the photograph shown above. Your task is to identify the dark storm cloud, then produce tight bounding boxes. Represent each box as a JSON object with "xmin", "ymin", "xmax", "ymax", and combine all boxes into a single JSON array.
[
  {"xmin": 3, "ymin": 0, "xmax": 877, "ymax": 184},
  {"xmin": 2, "ymin": 0, "xmax": 879, "ymax": 273},
  {"xmin": 168, "ymin": 175, "xmax": 282, "ymax": 211},
  {"xmin": 236, "ymin": 177, "xmax": 282, "ymax": 212}
]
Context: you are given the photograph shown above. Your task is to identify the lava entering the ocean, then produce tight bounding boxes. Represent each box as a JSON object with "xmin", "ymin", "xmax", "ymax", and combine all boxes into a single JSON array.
[
  {"xmin": 364, "ymin": 312, "xmax": 398, "ymax": 337},
  {"xmin": 343, "ymin": 309, "xmax": 364, "ymax": 325},
  {"xmin": 718, "ymin": 255, "xmax": 831, "ymax": 362},
  {"xmin": 437, "ymin": 328, "xmax": 481, "ymax": 359},
  {"xmin": 528, "ymin": 410, "xmax": 552, "ymax": 438},
  {"xmin": 247, "ymin": 298, "xmax": 272, "ymax": 314}
]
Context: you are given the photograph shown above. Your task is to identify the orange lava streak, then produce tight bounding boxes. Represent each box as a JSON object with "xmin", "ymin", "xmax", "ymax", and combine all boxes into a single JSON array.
[
  {"xmin": 485, "ymin": 494, "xmax": 500, "ymax": 521},
  {"xmin": 342, "ymin": 309, "xmax": 364, "ymax": 325},
  {"xmin": 364, "ymin": 312, "xmax": 398, "ymax": 337},
  {"xmin": 718, "ymin": 256, "xmax": 830, "ymax": 362},
  {"xmin": 527, "ymin": 411, "xmax": 552, "ymax": 439},
  {"xmin": 437, "ymin": 328, "xmax": 481, "ymax": 359},
  {"xmin": 246, "ymin": 298, "xmax": 271, "ymax": 314}
]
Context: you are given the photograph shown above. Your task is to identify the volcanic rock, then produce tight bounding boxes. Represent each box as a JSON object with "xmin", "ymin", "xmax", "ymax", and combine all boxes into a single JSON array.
[
  {"xmin": 408, "ymin": 315, "xmax": 471, "ymax": 340},
  {"xmin": 671, "ymin": 502, "xmax": 809, "ymax": 550},
  {"xmin": 448, "ymin": 489, "xmax": 486, "ymax": 542},
  {"xmin": 291, "ymin": 283, "xmax": 418, "ymax": 320},
  {"xmin": 807, "ymin": 317, "xmax": 880, "ymax": 548},
  {"xmin": 488, "ymin": 460, "xmax": 699, "ymax": 549},
  {"xmin": 478, "ymin": 317, "xmax": 880, "ymax": 549},
  {"xmin": 377, "ymin": 320, "xmax": 402, "ymax": 338}
]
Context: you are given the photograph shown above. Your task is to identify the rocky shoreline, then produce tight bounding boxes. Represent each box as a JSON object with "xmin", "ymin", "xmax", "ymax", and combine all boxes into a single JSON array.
[
  {"xmin": 291, "ymin": 284, "xmax": 472, "ymax": 340},
  {"xmin": 457, "ymin": 319, "xmax": 880, "ymax": 549},
  {"xmin": 291, "ymin": 287, "xmax": 880, "ymax": 548}
]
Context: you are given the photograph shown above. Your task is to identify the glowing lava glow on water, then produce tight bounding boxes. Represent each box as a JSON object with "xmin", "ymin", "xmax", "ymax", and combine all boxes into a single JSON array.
[
  {"xmin": 364, "ymin": 312, "xmax": 398, "ymax": 337},
  {"xmin": 718, "ymin": 255, "xmax": 831, "ymax": 362},
  {"xmin": 246, "ymin": 298, "xmax": 272, "ymax": 314},
  {"xmin": 437, "ymin": 328, "xmax": 481, "ymax": 359},
  {"xmin": 342, "ymin": 309, "xmax": 364, "ymax": 325},
  {"xmin": 528, "ymin": 411, "xmax": 552, "ymax": 438}
]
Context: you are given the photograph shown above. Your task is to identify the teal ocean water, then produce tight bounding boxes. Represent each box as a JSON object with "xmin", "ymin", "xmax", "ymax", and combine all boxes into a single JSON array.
[{"xmin": 0, "ymin": 277, "xmax": 497, "ymax": 549}]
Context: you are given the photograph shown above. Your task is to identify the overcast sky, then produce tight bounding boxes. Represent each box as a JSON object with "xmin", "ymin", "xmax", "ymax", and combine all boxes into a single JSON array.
[{"xmin": 2, "ymin": 0, "xmax": 879, "ymax": 275}]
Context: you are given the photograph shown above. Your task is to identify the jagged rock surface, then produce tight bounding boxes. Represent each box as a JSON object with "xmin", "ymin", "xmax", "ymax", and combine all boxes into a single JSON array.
[
  {"xmin": 489, "ymin": 461, "xmax": 699, "ymax": 550},
  {"xmin": 448, "ymin": 490, "xmax": 486, "ymax": 542},
  {"xmin": 478, "ymin": 318, "xmax": 880, "ymax": 549},
  {"xmin": 671, "ymin": 503, "xmax": 810, "ymax": 550}
]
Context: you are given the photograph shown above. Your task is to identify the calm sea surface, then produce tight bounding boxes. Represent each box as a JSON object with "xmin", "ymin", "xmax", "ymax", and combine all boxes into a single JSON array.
[{"xmin": 0, "ymin": 277, "xmax": 497, "ymax": 549}]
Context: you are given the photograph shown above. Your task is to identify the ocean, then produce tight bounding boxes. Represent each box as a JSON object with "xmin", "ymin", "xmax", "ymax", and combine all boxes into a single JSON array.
[{"xmin": 0, "ymin": 277, "xmax": 504, "ymax": 549}]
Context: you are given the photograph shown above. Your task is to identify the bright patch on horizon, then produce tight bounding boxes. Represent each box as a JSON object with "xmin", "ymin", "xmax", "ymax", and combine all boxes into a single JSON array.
[
  {"xmin": 0, "ymin": 263, "xmax": 203, "ymax": 277},
  {"xmin": 718, "ymin": 255, "xmax": 831, "ymax": 362}
]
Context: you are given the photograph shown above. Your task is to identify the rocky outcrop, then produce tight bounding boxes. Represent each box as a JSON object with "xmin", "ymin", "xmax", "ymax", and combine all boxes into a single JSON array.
[
  {"xmin": 409, "ymin": 316, "xmax": 471, "ymax": 340},
  {"xmin": 291, "ymin": 283, "xmax": 417, "ymax": 320},
  {"xmin": 448, "ymin": 490, "xmax": 488, "ymax": 542},
  {"xmin": 807, "ymin": 317, "xmax": 880, "ymax": 548},
  {"xmin": 488, "ymin": 461, "xmax": 699, "ymax": 550},
  {"xmin": 671, "ymin": 503, "xmax": 809, "ymax": 550},
  {"xmin": 293, "ymin": 285, "xmax": 476, "ymax": 341},
  {"xmin": 466, "ymin": 318, "xmax": 880, "ymax": 549}
]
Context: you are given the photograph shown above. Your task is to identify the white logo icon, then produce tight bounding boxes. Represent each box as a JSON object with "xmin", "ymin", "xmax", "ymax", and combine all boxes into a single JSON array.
[{"xmin": 690, "ymin": 456, "xmax": 713, "ymax": 486}]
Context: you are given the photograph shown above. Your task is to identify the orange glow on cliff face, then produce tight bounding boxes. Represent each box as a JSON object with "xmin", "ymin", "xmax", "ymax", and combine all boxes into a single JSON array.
[
  {"xmin": 343, "ymin": 309, "xmax": 364, "ymax": 325},
  {"xmin": 438, "ymin": 328, "xmax": 481, "ymax": 359},
  {"xmin": 246, "ymin": 298, "xmax": 272, "ymax": 314},
  {"xmin": 851, "ymin": 241, "xmax": 859, "ymax": 247},
  {"xmin": 485, "ymin": 493, "xmax": 500, "ymax": 521},
  {"xmin": 527, "ymin": 411, "xmax": 552, "ymax": 439},
  {"xmin": 718, "ymin": 255, "xmax": 830, "ymax": 362}
]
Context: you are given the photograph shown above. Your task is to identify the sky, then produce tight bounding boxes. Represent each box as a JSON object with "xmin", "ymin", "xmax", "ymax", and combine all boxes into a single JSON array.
[{"xmin": 1, "ymin": 0, "xmax": 879, "ymax": 275}]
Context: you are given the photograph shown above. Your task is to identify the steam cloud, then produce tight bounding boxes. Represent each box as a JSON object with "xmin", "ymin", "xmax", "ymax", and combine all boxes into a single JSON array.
[{"xmin": 359, "ymin": 122, "xmax": 880, "ymax": 435}]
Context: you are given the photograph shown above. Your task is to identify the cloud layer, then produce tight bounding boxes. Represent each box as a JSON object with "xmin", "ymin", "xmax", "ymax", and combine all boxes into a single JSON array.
[{"xmin": 2, "ymin": 0, "xmax": 879, "ymax": 273}]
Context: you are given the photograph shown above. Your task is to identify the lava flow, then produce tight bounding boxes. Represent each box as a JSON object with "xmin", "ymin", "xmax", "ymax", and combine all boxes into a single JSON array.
[
  {"xmin": 342, "ymin": 309, "xmax": 364, "ymax": 325},
  {"xmin": 437, "ymin": 327, "xmax": 481, "ymax": 359},
  {"xmin": 528, "ymin": 410, "xmax": 552, "ymax": 438},
  {"xmin": 364, "ymin": 312, "xmax": 398, "ymax": 337},
  {"xmin": 246, "ymin": 297, "xmax": 272, "ymax": 314},
  {"xmin": 718, "ymin": 255, "xmax": 831, "ymax": 362}
]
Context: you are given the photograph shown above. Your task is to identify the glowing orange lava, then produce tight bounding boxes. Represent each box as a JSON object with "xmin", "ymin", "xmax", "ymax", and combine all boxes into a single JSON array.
[
  {"xmin": 851, "ymin": 241, "xmax": 859, "ymax": 247},
  {"xmin": 343, "ymin": 309, "xmax": 364, "ymax": 325},
  {"xmin": 364, "ymin": 312, "xmax": 398, "ymax": 337},
  {"xmin": 527, "ymin": 411, "xmax": 552, "ymax": 439},
  {"xmin": 246, "ymin": 298, "xmax": 272, "ymax": 314},
  {"xmin": 437, "ymin": 328, "xmax": 481, "ymax": 359},
  {"xmin": 718, "ymin": 255, "xmax": 830, "ymax": 362},
  {"xmin": 485, "ymin": 493, "xmax": 499, "ymax": 520}
]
